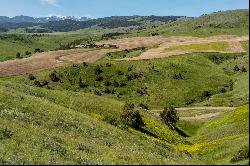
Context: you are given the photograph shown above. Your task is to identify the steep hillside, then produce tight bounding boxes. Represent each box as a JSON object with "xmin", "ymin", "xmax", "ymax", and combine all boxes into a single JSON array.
[
  {"xmin": 178, "ymin": 105, "xmax": 249, "ymax": 165},
  {"xmin": 0, "ymin": 78, "xmax": 200, "ymax": 165}
]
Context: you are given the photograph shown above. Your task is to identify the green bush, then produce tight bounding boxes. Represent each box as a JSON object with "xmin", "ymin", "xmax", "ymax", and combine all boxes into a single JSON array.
[
  {"xmin": 95, "ymin": 65, "xmax": 103, "ymax": 75},
  {"xmin": 241, "ymin": 66, "xmax": 247, "ymax": 72},
  {"xmin": 16, "ymin": 52, "xmax": 21, "ymax": 59},
  {"xmin": 160, "ymin": 106, "xmax": 179, "ymax": 129},
  {"xmin": 28, "ymin": 74, "xmax": 36, "ymax": 80},
  {"xmin": 219, "ymin": 87, "xmax": 227, "ymax": 93},
  {"xmin": 202, "ymin": 90, "xmax": 212, "ymax": 98},
  {"xmin": 49, "ymin": 71, "xmax": 60, "ymax": 82},
  {"xmin": 234, "ymin": 65, "xmax": 240, "ymax": 72},
  {"xmin": 34, "ymin": 80, "xmax": 42, "ymax": 87},
  {"xmin": 120, "ymin": 102, "xmax": 145, "ymax": 130},
  {"xmin": 94, "ymin": 90, "xmax": 102, "ymax": 96},
  {"xmin": 25, "ymin": 51, "xmax": 32, "ymax": 55}
]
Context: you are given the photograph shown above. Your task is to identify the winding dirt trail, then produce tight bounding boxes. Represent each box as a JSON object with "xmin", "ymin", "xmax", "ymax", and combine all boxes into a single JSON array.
[{"xmin": 151, "ymin": 107, "xmax": 235, "ymax": 120}]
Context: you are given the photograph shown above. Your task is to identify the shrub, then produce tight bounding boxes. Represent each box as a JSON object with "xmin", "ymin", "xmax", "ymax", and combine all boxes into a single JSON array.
[
  {"xmin": 120, "ymin": 102, "xmax": 145, "ymax": 130},
  {"xmin": 202, "ymin": 90, "xmax": 212, "ymax": 98},
  {"xmin": 104, "ymin": 88, "xmax": 111, "ymax": 94},
  {"xmin": 219, "ymin": 87, "xmax": 227, "ymax": 93},
  {"xmin": 112, "ymin": 81, "xmax": 119, "ymax": 87},
  {"xmin": 94, "ymin": 90, "xmax": 102, "ymax": 96},
  {"xmin": 28, "ymin": 74, "xmax": 36, "ymax": 80},
  {"xmin": 137, "ymin": 88, "xmax": 147, "ymax": 96},
  {"xmin": 229, "ymin": 80, "xmax": 234, "ymax": 91},
  {"xmin": 104, "ymin": 115, "xmax": 118, "ymax": 126},
  {"xmin": 230, "ymin": 145, "xmax": 249, "ymax": 163},
  {"xmin": 25, "ymin": 51, "xmax": 32, "ymax": 55},
  {"xmin": 34, "ymin": 48, "xmax": 43, "ymax": 53},
  {"xmin": 173, "ymin": 73, "xmax": 183, "ymax": 80},
  {"xmin": 128, "ymin": 66, "xmax": 133, "ymax": 71},
  {"xmin": 82, "ymin": 62, "xmax": 88, "ymax": 66},
  {"xmin": 41, "ymin": 80, "xmax": 49, "ymax": 86},
  {"xmin": 241, "ymin": 66, "xmax": 247, "ymax": 72},
  {"xmin": 117, "ymin": 70, "xmax": 124, "ymax": 75},
  {"xmin": 160, "ymin": 106, "xmax": 179, "ymax": 129},
  {"xmin": 106, "ymin": 63, "xmax": 112, "ymax": 67},
  {"xmin": 49, "ymin": 71, "xmax": 60, "ymax": 82},
  {"xmin": 234, "ymin": 65, "xmax": 240, "ymax": 72},
  {"xmin": 34, "ymin": 80, "xmax": 42, "ymax": 87},
  {"xmin": 79, "ymin": 81, "xmax": 88, "ymax": 88},
  {"xmin": 104, "ymin": 80, "xmax": 112, "ymax": 86},
  {"xmin": 118, "ymin": 81, "xmax": 127, "ymax": 87},
  {"xmin": 16, "ymin": 52, "xmax": 21, "ymax": 58},
  {"xmin": 208, "ymin": 54, "xmax": 229, "ymax": 64},
  {"xmin": 126, "ymin": 72, "xmax": 142, "ymax": 81},
  {"xmin": 95, "ymin": 65, "xmax": 103, "ymax": 75}
]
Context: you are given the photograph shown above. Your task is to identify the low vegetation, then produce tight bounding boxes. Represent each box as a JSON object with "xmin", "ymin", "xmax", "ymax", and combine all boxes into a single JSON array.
[{"xmin": 165, "ymin": 42, "xmax": 229, "ymax": 52}]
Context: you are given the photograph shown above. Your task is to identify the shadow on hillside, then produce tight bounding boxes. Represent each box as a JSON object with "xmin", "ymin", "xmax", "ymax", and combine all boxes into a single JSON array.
[
  {"xmin": 175, "ymin": 127, "xmax": 190, "ymax": 137},
  {"xmin": 139, "ymin": 128, "xmax": 159, "ymax": 138}
]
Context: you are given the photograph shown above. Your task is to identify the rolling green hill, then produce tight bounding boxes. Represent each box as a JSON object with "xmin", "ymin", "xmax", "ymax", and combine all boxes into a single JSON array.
[
  {"xmin": 0, "ymin": 9, "xmax": 249, "ymax": 165},
  {"xmin": 0, "ymin": 29, "xmax": 101, "ymax": 61},
  {"xmin": 19, "ymin": 50, "xmax": 248, "ymax": 109},
  {"xmin": 125, "ymin": 9, "xmax": 249, "ymax": 37},
  {"xmin": 0, "ymin": 77, "xmax": 199, "ymax": 165}
]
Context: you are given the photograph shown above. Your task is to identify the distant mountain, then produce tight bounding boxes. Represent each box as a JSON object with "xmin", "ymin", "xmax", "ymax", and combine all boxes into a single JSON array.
[
  {"xmin": 0, "ymin": 15, "xmax": 91, "ymax": 23},
  {"xmin": 0, "ymin": 15, "xmax": 186, "ymax": 33}
]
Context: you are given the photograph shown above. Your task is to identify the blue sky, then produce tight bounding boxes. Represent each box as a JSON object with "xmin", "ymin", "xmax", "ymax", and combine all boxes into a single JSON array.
[{"xmin": 0, "ymin": 0, "xmax": 249, "ymax": 18}]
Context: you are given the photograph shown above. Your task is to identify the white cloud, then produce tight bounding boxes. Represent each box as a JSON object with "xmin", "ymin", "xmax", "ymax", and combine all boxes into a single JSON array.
[{"xmin": 40, "ymin": 0, "xmax": 58, "ymax": 6}]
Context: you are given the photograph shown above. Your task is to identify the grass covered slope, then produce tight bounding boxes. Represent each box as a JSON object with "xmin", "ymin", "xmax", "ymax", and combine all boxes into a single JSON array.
[
  {"xmin": 0, "ymin": 75, "xmax": 248, "ymax": 164},
  {"xmin": 21, "ymin": 51, "xmax": 247, "ymax": 109},
  {"xmin": 178, "ymin": 105, "xmax": 249, "ymax": 165},
  {"xmin": 0, "ymin": 29, "xmax": 100, "ymax": 61},
  {"xmin": 126, "ymin": 9, "xmax": 249, "ymax": 37},
  {"xmin": 0, "ymin": 79, "xmax": 199, "ymax": 165},
  {"xmin": 196, "ymin": 41, "xmax": 249, "ymax": 106}
]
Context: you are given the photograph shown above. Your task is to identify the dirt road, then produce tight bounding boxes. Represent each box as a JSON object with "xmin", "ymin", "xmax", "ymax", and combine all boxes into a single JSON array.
[{"xmin": 151, "ymin": 106, "xmax": 235, "ymax": 120}]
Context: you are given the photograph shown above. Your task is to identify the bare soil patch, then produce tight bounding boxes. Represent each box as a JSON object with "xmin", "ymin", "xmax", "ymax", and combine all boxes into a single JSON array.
[{"xmin": 0, "ymin": 35, "xmax": 248, "ymax": 76}]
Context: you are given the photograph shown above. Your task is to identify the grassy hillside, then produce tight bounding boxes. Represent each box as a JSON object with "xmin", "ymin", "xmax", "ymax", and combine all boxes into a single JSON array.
[
  {"xmin": 124, "ymin": 9, "xmax": 249, "ymax": 37},
  {"xmin": 0, "ymin": 29, "xmax": 100, "ymax": 61},
  {"xmin": 0, "ymin": 77, "xmax": 202, "ymax": 165},
  {"xmin": 0, "ymin": 9, "xmax": 248, "ymax": 165},
  {"xmin": 196, "ymin": 41, "xmax": 249, "ymax": 106},
  {"xmin": 177, "ymin": 105, "xmax": 249, "ymax": 165},
  {"xmin": 19, "ymin": 50, "xmax": 247, "ymax": 109},
  {"xmin": 0, "ymin": 75, "xmax": 248, "ymax": 164}
]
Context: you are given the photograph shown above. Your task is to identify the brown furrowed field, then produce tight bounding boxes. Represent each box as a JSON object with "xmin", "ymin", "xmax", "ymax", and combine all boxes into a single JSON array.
[{"xmin": 0, "ymin": 35, "xmax": 248, "ymax": 76}]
